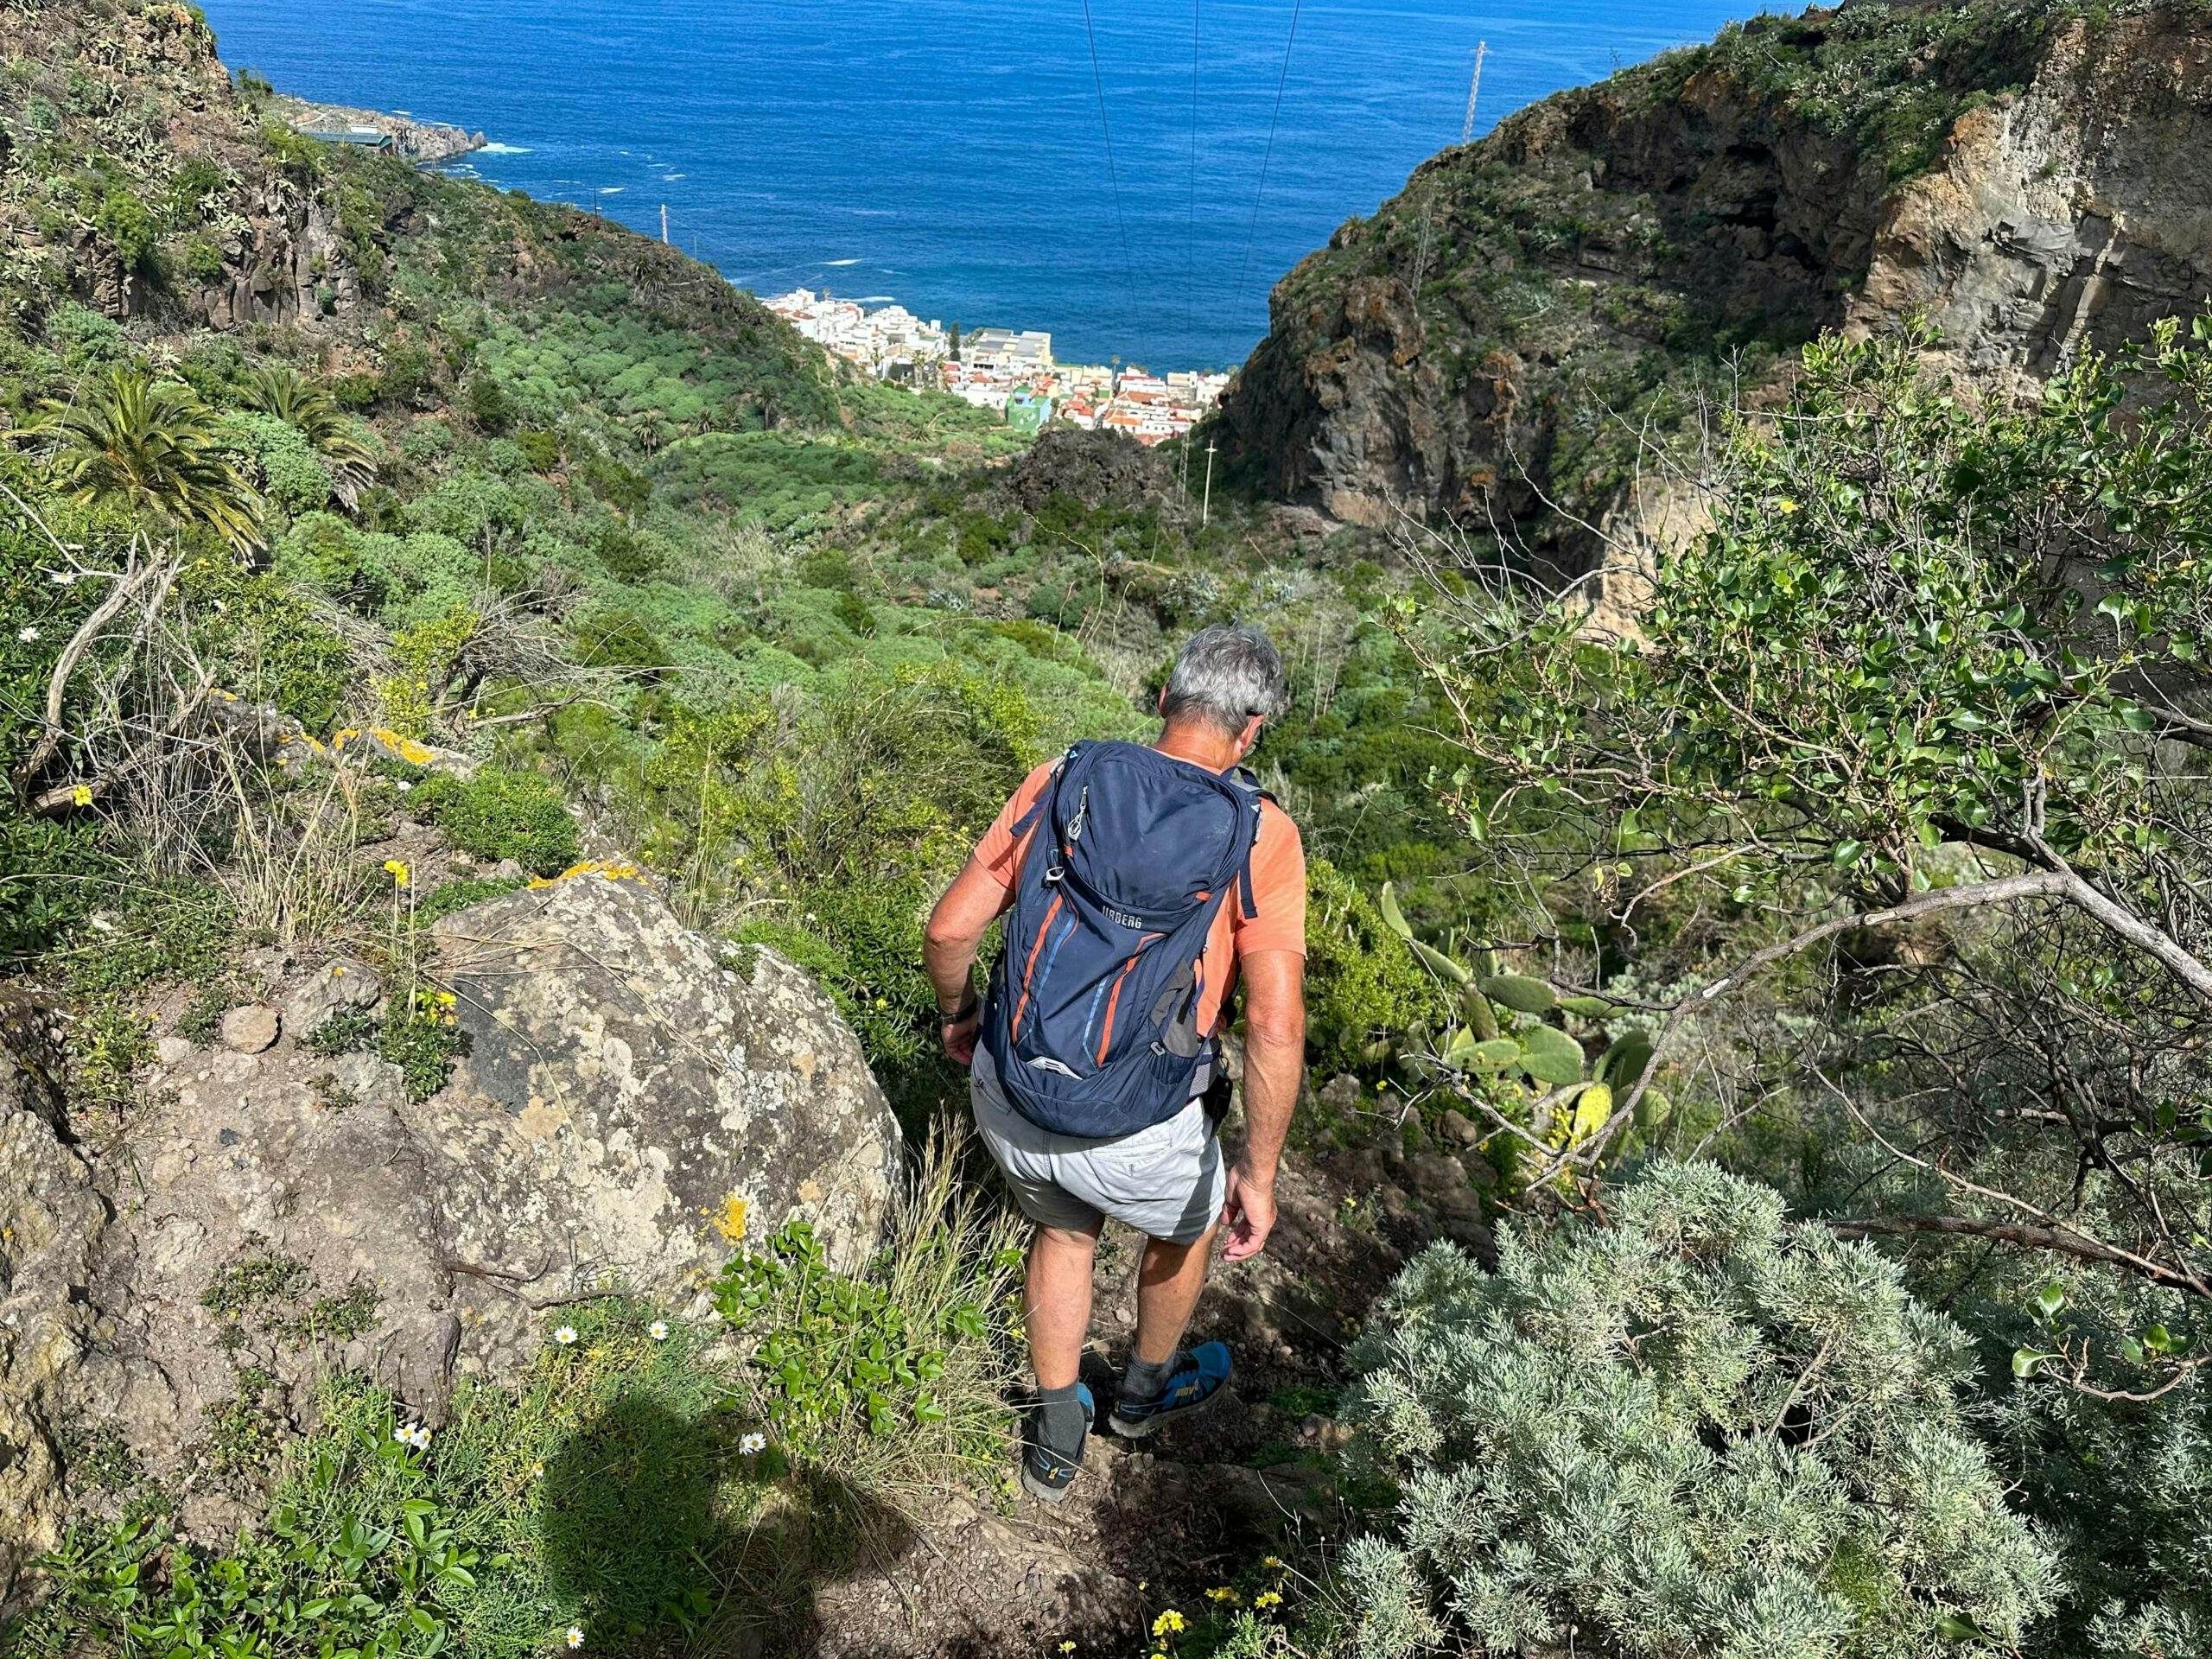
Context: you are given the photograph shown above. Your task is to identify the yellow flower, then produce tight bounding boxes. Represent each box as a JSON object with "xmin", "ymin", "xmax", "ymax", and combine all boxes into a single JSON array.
[
  {"xmin": 1262, "ymin": 1556, "xmax": 1285, "ymax": 1571},
  {"xmin": 1777, "ymin": 497, "xmax": 1799, "ymax": 513},
  {"xmin": 71, "ymin": 785, "xmax": 92, "ymax": 807},
  {"xmin": 383, "ymin": 859, "xmax": 410, "ymax": 886},
  {"xmin": 1205, "ymin": 1586, "xmax": 1238, "ymax": 1604},
  {"xmin": 1255, "ymin": 1591, "xmax": 1283, "ymax": 1610},
  {"xmin": 1059, "ymin": 1644, "xmax": 1076, "ymax": 1656},
  {"xmin": 1151, "ymin": 1611, "xmax": 1185, "ymax": 1639}
]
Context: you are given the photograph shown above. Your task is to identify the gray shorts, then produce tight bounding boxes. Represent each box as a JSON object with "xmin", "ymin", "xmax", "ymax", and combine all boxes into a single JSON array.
[{"xmin": 969, "ymin": 1043, "xmax": 1226, "ymax": 1245}]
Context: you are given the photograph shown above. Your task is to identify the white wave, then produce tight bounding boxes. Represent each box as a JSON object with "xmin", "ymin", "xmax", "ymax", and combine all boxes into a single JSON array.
[
  {"xmin": 825, "ymin": 257, "xmax": 862, "ymax": 267},
  {"xmin": 854, "ymin": 295, "xmax": 897, "ymax": 303},
  {"xmin": 662, "ymin": 173, "xmax": 686, "ymax": 181},
  {"xmin": 479, "ymin": 142, "xmax": 534, "ymax": 156},
  {"xmin": 599, "ymin": 186, "xmax": 626, "ymax": 195}
]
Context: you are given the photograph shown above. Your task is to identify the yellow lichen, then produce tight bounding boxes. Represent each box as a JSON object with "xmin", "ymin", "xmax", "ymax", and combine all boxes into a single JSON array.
[
  {"xmin": 711, "ymin": 1193, "xmax": 749, "ymax": 1243},
  {"xmin": 526, "ymin": 860, "xmax": 642, "ymax": 890}
]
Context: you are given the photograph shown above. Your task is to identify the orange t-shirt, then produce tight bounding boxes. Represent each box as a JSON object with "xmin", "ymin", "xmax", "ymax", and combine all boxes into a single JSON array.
[{"xmin": 969, "ymin": 753, "xmax": 1306, "ymax": 1038}]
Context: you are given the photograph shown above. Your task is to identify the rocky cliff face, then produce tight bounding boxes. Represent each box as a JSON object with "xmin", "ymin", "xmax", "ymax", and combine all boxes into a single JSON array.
[
  {"xmin": 0, "ymin": 867, "xmax": 900, "ymax": 1604},
  {"xmin": 1216, "ymin": 1, "xmax": 2212, "ymax": 567}
]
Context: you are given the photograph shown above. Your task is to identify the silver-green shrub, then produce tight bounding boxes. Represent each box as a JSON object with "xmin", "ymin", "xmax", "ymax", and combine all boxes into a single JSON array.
[{"xmin": 1341, "ymin": 1161, "xmax": 2060, "ymax": 1659}]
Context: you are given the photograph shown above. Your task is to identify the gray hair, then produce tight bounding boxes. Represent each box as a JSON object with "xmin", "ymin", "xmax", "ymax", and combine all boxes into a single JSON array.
[{"xmin": 1162, "ymin": 624, "xmax": 1288, "ymax": 736}]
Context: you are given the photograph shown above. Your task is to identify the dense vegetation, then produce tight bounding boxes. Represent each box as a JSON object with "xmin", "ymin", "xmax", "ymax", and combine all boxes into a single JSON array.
[{"xmin": 1, "ymin": 3, "xmax": 2207, "ymax": 1657}]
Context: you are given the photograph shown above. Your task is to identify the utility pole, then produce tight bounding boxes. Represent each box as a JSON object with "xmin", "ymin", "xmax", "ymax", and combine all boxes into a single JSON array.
[
  {"xmin": 1202, "ymin": 442, "xmax": 1217, "ymax": 528},
  {"xmin": 660, "ymin": 203, "xmax": 670, "ymax": 245},
  {"xmin": 1460, "ymin": 41, "xmax": 1488, "ymax": 145}
]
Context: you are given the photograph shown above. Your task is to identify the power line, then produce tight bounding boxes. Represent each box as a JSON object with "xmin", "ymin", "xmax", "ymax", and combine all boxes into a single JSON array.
[
  {"xmin": 1079, "ymin": 0, "xmax": 1139, "ymax": 314},
  {"xmin": 1236, "ymin": 0, "xmax": 1305, "ymax": 302}
]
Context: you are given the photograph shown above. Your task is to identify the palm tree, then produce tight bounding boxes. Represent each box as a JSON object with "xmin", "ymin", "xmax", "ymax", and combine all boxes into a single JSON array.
[
  {"xmin": 238, "ymin": 362, "xmax": 380, "ymax": 509},
  {"xmin": 25, "ymin": 367, "xmax": 264, "ymax": 552}
]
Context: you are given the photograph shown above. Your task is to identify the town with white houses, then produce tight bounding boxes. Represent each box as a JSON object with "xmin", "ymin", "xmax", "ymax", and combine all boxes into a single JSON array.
[{"xmin": 763, "ymin": 289, "xmax": 1231, "ymax": 445}]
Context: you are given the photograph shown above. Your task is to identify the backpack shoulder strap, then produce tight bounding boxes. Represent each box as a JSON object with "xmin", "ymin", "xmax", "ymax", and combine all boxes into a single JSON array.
[
  {"xmin": 1007, "ymin": 744, "xmax": 1081, "ymax": 845},
  {"xmin": 1224, "ymin": 766, "xmax": 1268, "ymax": 922}
]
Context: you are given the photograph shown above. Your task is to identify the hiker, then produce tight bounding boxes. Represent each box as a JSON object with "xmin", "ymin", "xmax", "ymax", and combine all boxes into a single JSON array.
[{"xmin": 923, "ymin": 623, "xmax": 1307, "ymax": 1503}]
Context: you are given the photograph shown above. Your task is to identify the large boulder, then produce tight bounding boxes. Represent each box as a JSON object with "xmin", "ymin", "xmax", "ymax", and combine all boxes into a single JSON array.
[{"xmin": 26, "ymin": 866, "xmax": 899, "ymax": 1544}]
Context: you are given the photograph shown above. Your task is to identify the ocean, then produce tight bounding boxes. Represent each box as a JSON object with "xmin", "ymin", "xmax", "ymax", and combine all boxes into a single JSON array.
[{"xmin": 199, "ymin": 0, "xmax": 1748, "ymax": 371}]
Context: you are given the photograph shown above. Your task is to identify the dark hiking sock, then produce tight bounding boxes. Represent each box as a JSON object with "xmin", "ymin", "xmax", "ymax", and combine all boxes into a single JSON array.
[
  {"xmin": 1122, "ymin": 1350, "xmax": 1185, "ymax": 1406},
  {"xmin": 1036, "ymin": 1382, "xmax": 1088, "ymax": 1461}
]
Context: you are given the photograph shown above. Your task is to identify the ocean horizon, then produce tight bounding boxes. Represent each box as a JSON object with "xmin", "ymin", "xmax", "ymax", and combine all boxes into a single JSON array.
[{"xmin": 200, "ymin": 0, "xmax": 1749, "ymax": 371}]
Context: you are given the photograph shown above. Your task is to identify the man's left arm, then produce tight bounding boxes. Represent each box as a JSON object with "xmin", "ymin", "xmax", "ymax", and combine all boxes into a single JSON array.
[{"xmin": 1222, "ymin": 948, "xmax": 1306, "ymax": 1261}]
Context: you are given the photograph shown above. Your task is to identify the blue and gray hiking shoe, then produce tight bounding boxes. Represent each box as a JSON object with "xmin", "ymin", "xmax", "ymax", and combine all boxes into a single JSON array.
[
  {"xmin": 1020, "ymin": 1381, "xmax": 1095, "ymax": 1504},
  {"xmin": 1109, "ymin": 1341, "xmax": 1233, "ymax": 1437}
]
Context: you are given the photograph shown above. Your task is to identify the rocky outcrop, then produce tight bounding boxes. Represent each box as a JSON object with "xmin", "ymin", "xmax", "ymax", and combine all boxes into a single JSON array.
[
  {"xmin": 1215, "ymin": 3, "xmax": 2212, "ymax": 566},
  {"xmin": 0, "ymin": 1062, "xmax": 105, "ymax": 1606},
  {"xmin": 270, "ymin": 97, "xmax": 487, "ymax": 167},
  {"xmin": 1, "ymin": 868, "xmax": 899, "ymax": 1573},
  {"xmin": 1009, "ymin": 427, "xmax": 1173, "ymax": 514},
  {"xmin": 1848, "ymin": 14, "xmax": 2212, "ymax": 380}
]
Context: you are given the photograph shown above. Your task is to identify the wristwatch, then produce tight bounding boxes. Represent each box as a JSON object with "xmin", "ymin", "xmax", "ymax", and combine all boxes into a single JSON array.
[{"xmin": 939, "ymin": 995, "xmax": 981, "ymax": 1027}]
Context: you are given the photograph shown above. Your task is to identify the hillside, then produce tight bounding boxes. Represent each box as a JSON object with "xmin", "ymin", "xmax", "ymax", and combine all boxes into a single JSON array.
[{"xmin": 1214, "ymin": 0, "xmax": 2212, "ymax": 578}]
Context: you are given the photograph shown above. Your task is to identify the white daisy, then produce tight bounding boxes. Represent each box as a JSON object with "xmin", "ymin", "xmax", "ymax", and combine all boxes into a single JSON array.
[
  {"xmin": 565, "ymin": 1627, "xmax": 585, "ymax": 1649},
  {"xmin": 740, "ymin": 1431, "xmax": 766, "ymax": 1456},
  {"xmin": 48, "ymin": 569, "xmax": 75, "ymax": 586},
  {"xmin": 648, "ymin": 1320, "xmax": 670, "ymax": 1341},
  {"xmin": 16, "ymin": 626, "xmax": 39, "ymax": 643},
  {"xmin": 554, "ymin": 1325, "xmax": 579, "ymax": 1346},
  {"xmin": 393, "ymin": 1426, "xmax": 413, "ymax": 1445},
  {"xmin": 409, "ymin": 1424, "xmax": 433, "ymax": 1451}
]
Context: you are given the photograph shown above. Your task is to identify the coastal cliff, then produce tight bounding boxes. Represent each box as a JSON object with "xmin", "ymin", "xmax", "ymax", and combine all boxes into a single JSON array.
[
  {"xmin": 1214, "ymin": 1, "xmax": 2212, "ymax": 569},
  {"xmin": 270, "ymin": 94, "xmax": 486, "ymax": 165}
]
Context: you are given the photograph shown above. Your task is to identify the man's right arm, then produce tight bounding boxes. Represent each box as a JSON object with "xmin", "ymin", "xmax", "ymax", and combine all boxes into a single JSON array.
[{"xmin": 923, "ymin": 859, "xmax": 1011, "ymax": 1065}]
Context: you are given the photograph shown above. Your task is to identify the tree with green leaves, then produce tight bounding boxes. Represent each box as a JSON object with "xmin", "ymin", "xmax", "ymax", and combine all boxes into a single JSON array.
[
  {"xmin": 239, "ymin": 362, "xmax": 380, "ymax": 509},
  {"xmin": 22, "ymin": 365, "xmax": 264, "ymax": 551},
  {"xmin": 1415, "ymin": 316, "xmax": 2212, "ymax": 1317}
]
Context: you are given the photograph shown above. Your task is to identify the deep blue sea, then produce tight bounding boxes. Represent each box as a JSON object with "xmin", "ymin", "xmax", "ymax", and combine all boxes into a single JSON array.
[{"xmin": 199, "ymin": 0, "xmax": 1747, "ymax": 370}]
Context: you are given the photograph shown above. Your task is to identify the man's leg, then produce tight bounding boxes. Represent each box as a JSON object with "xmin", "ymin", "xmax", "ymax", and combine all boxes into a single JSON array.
[
  {"xmin": 1131, "ymin": 1223, "xmax": 1217, "ymax": 1365},
  {"xmin": 1027, "ymin": 1219, "xmax": 1102, "ymax": 1389}
]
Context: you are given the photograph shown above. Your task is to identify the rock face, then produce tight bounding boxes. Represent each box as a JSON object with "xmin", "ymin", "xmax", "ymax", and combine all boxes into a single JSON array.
[
  {"xmin": 1, "ymin": 868, "xmax": 899, "ymax": 1577},
  {"xmin": 1215, "ymin": 3, "xmax": 2212, "ymax": 572},
  {"xmin": 1848, "ymin": 16, "xmax": 2212, "ymax": 379},
  {"xmin": 423, "ymin": 870, "xmax": 902, "ymax": 1302},
  {"xmin": 0, "ymin": 1065, "xmax": 105, "ymax": 1606}
]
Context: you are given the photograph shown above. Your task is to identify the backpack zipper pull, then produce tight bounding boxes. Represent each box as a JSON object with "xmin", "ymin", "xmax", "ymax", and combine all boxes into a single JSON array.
[{"xmin": 1068, "ymin": 785, "xmax": 1090, "ymax": 843}]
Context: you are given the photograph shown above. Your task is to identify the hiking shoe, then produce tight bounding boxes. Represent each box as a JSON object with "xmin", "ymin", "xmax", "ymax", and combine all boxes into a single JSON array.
[
  {"xmin": 1109, "ymin": 1341, "xmax": 1233, "ymax": 1438},
  {"xmin": 1020, "ymin": 1381, "xmax": 1094, "ymax": 1504}
]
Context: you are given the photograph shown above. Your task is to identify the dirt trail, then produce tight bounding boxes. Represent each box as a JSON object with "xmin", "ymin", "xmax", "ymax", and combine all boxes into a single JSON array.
[{"xmin": 812, "ymin": 1128, "xmax": 1491, "ymax": 1657}]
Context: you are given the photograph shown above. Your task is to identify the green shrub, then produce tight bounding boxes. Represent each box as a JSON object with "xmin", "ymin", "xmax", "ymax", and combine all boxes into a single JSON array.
[
  {"xmin": 416, "ymin": 873, "xmax": 528, "ymax": 924},
  {"xmin": 709, "ymin": 1128, "xmax": 1022, "ymax": 1519},
  {"xmin": 18, "ymin": 1301, "xmax": 779, "ymax": 1656},
  {"xmin": 1301, "ymin": 859, "xmax": 1456, "ymax": 1079},
  {"xmin": 378, "ymin": 986, "xmax": 466, "ymax": 1102},
  {"xmin": 1342, "ymin": 1161, "xmax": 2060, "ymax": 1659},
  {"xmin": 412, "ymin": 766, "xmax": 581, "ymax": 876},
  {"xmin": 60, "ymin": 877, "xmax": 233, "ymax": 996}
]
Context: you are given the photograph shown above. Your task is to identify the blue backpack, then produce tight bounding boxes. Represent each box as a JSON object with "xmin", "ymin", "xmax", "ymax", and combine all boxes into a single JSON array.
[{"xmin": 981, "ymin": 740, "xmax": 1265, "ymax": 1138}]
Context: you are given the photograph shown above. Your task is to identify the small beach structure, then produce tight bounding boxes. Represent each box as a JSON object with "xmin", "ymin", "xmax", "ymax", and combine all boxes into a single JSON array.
[{"xmin": 302, "ymin": 125, "xmax": 396, "ymax": 151}]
